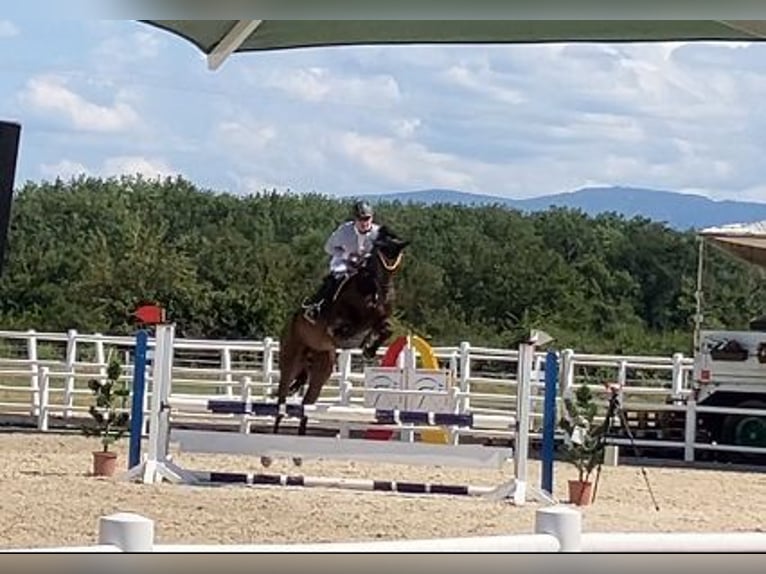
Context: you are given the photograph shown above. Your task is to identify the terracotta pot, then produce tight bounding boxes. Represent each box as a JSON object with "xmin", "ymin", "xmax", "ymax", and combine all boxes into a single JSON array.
[
  {"xmin": 92, "ymin": 450, "xmax": 118, "ymax": 477},
  {"xmin": 568, "ymin": 479, "xmax": 593, "ymax": 506}
]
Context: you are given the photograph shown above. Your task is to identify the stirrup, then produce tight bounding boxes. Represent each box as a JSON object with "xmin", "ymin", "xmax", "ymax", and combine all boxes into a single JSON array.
[{"xmin": 302, "ymin": 300, "xmax": 322, "ymax": 323}]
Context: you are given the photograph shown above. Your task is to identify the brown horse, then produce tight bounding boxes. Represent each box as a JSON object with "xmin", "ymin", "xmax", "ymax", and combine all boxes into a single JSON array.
[{"xmin": 261, "ymin": 226, "xmax": 409, "ymax": 466}]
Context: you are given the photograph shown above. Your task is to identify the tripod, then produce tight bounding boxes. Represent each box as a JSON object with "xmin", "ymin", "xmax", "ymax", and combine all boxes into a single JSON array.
[{"xmin": 592, "ymin": 385, "xmax": 660, "ymax": 511}]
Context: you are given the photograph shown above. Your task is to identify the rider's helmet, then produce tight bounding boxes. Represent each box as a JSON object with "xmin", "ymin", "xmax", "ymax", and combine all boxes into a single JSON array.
[{"xmin": 352, "ymin": 200, "xmax": 374, "ymax": 220}]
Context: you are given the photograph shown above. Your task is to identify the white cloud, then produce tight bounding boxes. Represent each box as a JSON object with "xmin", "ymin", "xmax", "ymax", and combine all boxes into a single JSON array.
[
  {"xmin": 209, "ymin": 116, "xmax": 333, "ymax": 194},
  {"xmin": 442, "ymin": 62, "xmax": 526, "ymax": 105},
  {"xmin": 696, "ymin": 41, "xmax": 752, "ymax": 50},
  {"xmin": 235, "ymin": 174, "xmax": 293, "ymax": 195},
  {"xmin": 40, "ymin": 160, "xmax": 89, "ymax": 180},
  {"xmin": 93, "ymin": 30, "xmax": 161, "ymax": 64},
  {"xmin": 550, "ymin": 112, "xmax": 646, "ymax": 145},
  {"xmin": 214, "ymin": 120, "xmax": 277, "ymax": 155},
  {"xmin": 270, "ymin": 67, "xmax": 330, "ymax": 102},
  {"xmin": 101, "ymin": 156, "xmax": 178, "ymax": 179},
  {"xmin": 40, "ymin": 156, "xmax": 178, "ymax": 181},
  {"xmin": 259, "ymin": 66, "xmax": 401, "ymax": 108},
  {"xmin": 0, "ymin": 20, "xmax": 19, "ymax": 38},
  {"xmin": 19, "ymin": 75, "xmax": 140, "ymax": 133},
  {"xmin": 392, "ymin": 118, "xmax": 421, "ymax": 139},
  {"xmin": 338, "ymin": 131, "xmax": 476, "ymax": 191}
]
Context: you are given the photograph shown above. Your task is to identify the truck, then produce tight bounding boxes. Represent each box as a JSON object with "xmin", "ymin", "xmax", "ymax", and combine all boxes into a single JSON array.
[{"xmin": 691, "ymin": 220, "xmax": 766, "ymax": 452}]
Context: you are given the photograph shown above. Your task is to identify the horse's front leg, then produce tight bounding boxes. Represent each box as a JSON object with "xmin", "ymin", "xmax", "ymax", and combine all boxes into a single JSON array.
[{"xmin": 362, "ymin": 317, "xmax": 392, "ymax": 359}]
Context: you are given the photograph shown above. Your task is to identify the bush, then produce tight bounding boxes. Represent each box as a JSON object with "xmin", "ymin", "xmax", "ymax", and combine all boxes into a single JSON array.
[
  {"xmin": 559, "ymin": 383, "xmax": 606, "ymax": 483},
  {"xmin": 81, "ymin": 354, "xmax": 130, "ymax": 452}
]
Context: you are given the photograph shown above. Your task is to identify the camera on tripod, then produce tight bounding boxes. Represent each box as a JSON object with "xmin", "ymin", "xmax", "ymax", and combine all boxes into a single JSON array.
[
  {"xmin": 605, "ymin": 382, "xmax": 622, "ymax": 408},
  {"xmin": 591, "ymin": 381, "xmax": 660, "ymax": 511},
  {"xmin": 597, "ymin": 383, "xmax": 627, "ymax": 454}
]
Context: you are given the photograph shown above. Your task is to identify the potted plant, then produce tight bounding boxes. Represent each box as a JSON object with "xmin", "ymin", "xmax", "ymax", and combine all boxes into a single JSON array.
[
  {"xmin": 558, "ymin": 383, "xmax": 606, "ymax": 505},
  {"xmin": 82, "ymin": 353, "xmax": 130, "ymax": 477}
]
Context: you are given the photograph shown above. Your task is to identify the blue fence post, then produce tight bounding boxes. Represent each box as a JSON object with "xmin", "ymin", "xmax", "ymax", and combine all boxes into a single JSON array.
[
  {"xmin": 541, "ymin": 349, "xmax": 558, "ymax": 495},
  {"xmin": 128, "ymin": 329, "xmax": 148, "ymax": 469}
]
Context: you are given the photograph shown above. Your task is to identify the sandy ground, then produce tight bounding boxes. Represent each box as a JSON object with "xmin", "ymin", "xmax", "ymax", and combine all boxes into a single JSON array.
[{"xmin": 1, "ymin": 432, "xmax": 765, "ymax": 549}]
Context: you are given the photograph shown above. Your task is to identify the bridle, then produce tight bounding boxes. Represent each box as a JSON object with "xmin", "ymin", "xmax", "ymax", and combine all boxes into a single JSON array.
[{"xmin": 377, "ymin": 249, "xmax": 404, "ymax": 272}]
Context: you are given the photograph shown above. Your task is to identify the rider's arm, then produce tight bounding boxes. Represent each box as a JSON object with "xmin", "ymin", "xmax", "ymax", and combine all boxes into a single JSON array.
[{"xmin": 324, "ymin": 223, "xmax": 349, "ymax": 258}]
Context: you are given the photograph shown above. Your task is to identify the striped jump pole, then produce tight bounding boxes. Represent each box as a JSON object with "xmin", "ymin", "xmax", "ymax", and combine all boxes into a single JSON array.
[
  {"xmin": 205, "ymin": 400, "xmax": 515, "ymax": 430},
  {"xmin": 187, "ymin": 470, "xmax": 503, "ymax": 498}
]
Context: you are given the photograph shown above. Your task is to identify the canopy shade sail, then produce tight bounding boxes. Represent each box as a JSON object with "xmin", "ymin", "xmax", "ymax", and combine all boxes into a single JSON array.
[
  {"xmin": 140, "ymin": 20, "xmax": 766, "ymax": 69},
  {"xmin": 699, "ymin": 221, "xmax": 766, "ymax": 270}
]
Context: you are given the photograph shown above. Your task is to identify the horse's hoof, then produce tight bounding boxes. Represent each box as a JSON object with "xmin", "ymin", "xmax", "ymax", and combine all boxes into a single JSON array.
[
  {"xmin": 292, "ymin": 457, "xmax": 303, "ymax": 467},
  {"xmin": 260, "ymin": 456, "xmax": 272, "ymax": 468}
]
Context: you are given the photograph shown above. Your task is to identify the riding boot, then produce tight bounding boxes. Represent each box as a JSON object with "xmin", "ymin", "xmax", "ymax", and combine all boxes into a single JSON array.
[{"xmin": 302, "ymin": 274, "xmax": 339, "ymax": 322}]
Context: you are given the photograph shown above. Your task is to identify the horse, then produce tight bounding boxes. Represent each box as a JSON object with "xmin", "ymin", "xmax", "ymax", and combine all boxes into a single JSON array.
[{"xmin": 260, "ymin": 226, "xmax": 410, "ymax": 466}]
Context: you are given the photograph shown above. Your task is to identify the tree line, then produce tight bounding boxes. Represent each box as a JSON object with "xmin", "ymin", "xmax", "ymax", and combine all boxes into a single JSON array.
[{"xmin": 1, "ymin": 175, "xmax": 764, "ymax": 356}]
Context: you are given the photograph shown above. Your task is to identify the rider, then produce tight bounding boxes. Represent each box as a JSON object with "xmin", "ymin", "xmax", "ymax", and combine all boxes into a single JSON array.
[{"xmin": 302, "ymin": 199, "xmax": 380, "ymax": 322}]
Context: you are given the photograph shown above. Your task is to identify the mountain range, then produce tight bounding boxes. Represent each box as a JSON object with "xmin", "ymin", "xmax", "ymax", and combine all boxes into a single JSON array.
[{"xmin": 361, "ymin": 186, "xmax": 766, "ymax": 231}]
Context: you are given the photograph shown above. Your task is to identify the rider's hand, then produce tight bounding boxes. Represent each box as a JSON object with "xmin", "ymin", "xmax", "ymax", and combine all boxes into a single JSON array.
[{"xmin": 348, "ymin": 253, "xmax": 362, "ymax": 267}]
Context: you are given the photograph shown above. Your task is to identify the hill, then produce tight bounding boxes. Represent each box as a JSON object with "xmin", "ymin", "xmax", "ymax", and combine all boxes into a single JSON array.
[{"xmin": 362, "ymin": 186, "xmax": 766, "ymax": 230}]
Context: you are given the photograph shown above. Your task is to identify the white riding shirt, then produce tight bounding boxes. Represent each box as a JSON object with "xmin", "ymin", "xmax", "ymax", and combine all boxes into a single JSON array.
[{"xmin": 324, "ymin": 220, "xmax": 380, "ymax": 276}]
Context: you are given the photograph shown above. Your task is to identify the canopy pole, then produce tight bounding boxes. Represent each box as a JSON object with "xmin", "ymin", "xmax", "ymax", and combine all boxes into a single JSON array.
[
  {"xmin": 693, "ymin": 236, "xmax": 705, "ymax": 354},
  {"xmin": 208, "ymin": 20, "xmax": 262, "ymax": 71}
]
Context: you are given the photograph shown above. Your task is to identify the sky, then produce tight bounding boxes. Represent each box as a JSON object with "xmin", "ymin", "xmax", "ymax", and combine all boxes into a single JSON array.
[{"xmin": 3, "ymin": 18, "xmax": 766, "ymax": 202}]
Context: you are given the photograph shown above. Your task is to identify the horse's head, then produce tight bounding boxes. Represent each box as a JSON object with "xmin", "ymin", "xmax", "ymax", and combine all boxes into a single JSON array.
[{"xmin": 371, "ymin": 226, "xmax": 410, "ymax": 274}]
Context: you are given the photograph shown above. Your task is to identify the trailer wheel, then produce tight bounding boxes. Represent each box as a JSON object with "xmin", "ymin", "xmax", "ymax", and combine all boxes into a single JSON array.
[{"xmin": 721, "ymin": 400, "xmax": 766, "ymax": 451}]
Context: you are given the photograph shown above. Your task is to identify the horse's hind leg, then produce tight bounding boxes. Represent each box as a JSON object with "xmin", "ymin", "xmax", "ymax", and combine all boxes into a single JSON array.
[
  {"xmin": 273, "ymin": 360, "xmax": 304, "ymax": 434},
  {"xmin": 273, "ymin": 366, "xmax": 308, "ymax": 434},
  {"xmin": 292, "ymin": 350, "xmax": 334, "ymax": 467},
  {"xmin": 261, "ymin": 342, "xmax": 306, "ymax": 468}
]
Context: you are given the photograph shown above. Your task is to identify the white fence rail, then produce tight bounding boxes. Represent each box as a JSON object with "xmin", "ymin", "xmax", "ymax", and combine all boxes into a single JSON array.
[
  {"xmin": 5, "ymin": 506, "xmax": 766, "ymax": 553},
  {"xmin": 1, "ymin": 328, "xmax": 764, "ymax": 461}
]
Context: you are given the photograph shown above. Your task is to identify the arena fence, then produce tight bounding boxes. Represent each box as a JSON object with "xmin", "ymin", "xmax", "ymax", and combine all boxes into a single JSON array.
[{"xmin": 2, "ymin": 328, "xmax": 765, "ymax": 461}]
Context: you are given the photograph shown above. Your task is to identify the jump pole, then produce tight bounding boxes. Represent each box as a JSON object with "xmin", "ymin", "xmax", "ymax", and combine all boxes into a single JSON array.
[
  {"xmin": 128, "ymin": 329, "xmax": 148, "ymax": 469},
  {"xmin": 541, "ymin": 349, "xmax": 558, "ymax": 496},
  {"xmin": 500, "ymin": 334, "xmax": 556, "ymax": 506}
]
